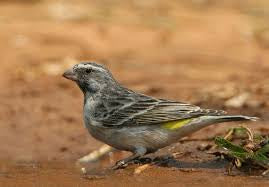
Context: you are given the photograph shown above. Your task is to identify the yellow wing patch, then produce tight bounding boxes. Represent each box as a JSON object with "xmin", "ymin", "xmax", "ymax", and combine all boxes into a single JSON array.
[{"xmin": 161, "ymin": 119, "xmax": 192, "ymax": 130}]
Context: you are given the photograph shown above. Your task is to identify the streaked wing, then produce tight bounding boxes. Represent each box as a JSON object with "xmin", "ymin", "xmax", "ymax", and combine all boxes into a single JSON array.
[{"xmin": 100, "ymin": 93, "xmax": 226, "ymax": 127}]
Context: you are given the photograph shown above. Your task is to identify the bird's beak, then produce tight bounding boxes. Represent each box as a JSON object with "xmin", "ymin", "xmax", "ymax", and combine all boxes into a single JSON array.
[{"xmin": 62, "ymin": 68, "xmax": 78, "ymax": 81}]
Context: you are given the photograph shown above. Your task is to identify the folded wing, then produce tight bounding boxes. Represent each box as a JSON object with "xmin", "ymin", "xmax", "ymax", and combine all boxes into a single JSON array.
[{"xmin": 99, "ymin": 93, "xmax": 226, "ymax": 127}]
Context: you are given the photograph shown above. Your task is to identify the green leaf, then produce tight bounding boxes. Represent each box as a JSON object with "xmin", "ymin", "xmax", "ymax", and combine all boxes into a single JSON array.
[
  {"xmin": 215, "ymin": 137, "xmax": 248, "ymax": 153},
  {"xmin": 215, "ymin": 137, "xmax": 250, "ymax": 161},
  {"xmin": 252, "ymin": 144, "xmax": 269, "ymax": 167}
]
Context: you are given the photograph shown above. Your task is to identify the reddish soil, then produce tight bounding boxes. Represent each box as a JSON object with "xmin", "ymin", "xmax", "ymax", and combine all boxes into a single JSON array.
[{"xmin": 0, "ymin": 0, "xmax": 269, "ymax": 186}]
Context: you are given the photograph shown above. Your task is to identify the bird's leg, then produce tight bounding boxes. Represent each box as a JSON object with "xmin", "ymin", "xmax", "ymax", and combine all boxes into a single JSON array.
[{"xmin": 112, "ymin": 147, "xmax": 147, "ymax": 170}]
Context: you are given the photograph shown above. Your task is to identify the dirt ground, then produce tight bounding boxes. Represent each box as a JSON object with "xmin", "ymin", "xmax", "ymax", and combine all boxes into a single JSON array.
[{"xmin": 1, "ymin": 0, "xmax": 269, "ymax": 186}]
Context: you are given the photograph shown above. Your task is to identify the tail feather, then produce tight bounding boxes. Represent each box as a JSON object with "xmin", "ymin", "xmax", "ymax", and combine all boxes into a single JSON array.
[
  {"xmin": 214, "ymin": 115, "xmax": 259, "ymax": 123},
  {"xmin": 175, "ymin": 115, "xmax": 259, "ymax": 138}
]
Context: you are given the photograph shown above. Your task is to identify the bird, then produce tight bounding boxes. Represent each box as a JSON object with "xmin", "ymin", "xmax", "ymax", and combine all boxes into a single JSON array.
[{"xmin": 62, "ymin": 62, "xmax": 258, "ymax": 169}]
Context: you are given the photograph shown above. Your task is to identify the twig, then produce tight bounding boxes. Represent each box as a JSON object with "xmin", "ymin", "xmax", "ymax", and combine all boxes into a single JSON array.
[
  {"xmin": 77, "ymin": 144, "xmax": 114, "ymax": 163},
  {"xmin": 242, "ymin": 126, "xmax": 254, "ymax": 141},
  {"xmin": 134, "ymin": 164, "xmax": 151, "ymax": 175}
]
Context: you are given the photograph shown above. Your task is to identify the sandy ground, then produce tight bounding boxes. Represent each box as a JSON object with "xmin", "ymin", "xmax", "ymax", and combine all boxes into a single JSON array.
[{"xmin": 0, "ymin": 0, "xmax": 269, "ymax": 186}]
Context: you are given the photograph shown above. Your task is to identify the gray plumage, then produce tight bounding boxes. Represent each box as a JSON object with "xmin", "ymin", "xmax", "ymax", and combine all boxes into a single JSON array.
[{"xmin": 63, "ymin": 62, "xmax": 258, "ymax": 169}]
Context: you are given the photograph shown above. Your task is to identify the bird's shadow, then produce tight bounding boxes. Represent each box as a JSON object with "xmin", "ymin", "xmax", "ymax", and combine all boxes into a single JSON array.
[
  {"xmin": 149, "ymin": 156, "xmax": 228, "ymax": 169},
  {"xmin": 82, "ymin": 155, "xmax": 229, "ymax": 177},
  {"xmin": 129, "ymin": 154, "xmax": 229, "ymax": 171}
]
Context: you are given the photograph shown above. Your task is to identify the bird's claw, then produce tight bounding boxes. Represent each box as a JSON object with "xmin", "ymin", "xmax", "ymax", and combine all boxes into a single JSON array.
[{"xmin": 112, "ymin": 160, "xmax": 128, "ymax": 170}]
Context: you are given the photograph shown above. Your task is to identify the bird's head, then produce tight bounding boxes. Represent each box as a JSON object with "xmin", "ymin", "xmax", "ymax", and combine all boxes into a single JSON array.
[{"xmin": 63, "ymin": 62, "xmax": 118, "ymax": 94}]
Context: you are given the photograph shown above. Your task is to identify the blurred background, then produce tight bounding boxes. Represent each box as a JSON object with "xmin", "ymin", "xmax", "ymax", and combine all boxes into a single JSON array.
[{"xmin": 0, "ymin": 0, "xmax": 269, "ymax": 163}]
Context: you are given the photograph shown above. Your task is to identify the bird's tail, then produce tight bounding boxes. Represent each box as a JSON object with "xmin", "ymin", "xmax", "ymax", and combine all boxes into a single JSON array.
[
  {"xmin": 178, "ymin": 115, "xmax": 259, "ymax": 137},
  {"xmin": 210, "ymin": 115, "xmax": 259, "ymax": 123}
]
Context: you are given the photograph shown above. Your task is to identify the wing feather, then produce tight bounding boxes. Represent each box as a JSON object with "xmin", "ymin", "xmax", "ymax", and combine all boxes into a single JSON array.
[{"xmin": 98, "ymin": 93, "xmax": 226, "ymax": 127}]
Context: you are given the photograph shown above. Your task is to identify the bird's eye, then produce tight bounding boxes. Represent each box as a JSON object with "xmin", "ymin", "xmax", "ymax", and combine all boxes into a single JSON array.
[{"xmin": 85, "ymin": 69, "xmax": 92, "ymax": 74}]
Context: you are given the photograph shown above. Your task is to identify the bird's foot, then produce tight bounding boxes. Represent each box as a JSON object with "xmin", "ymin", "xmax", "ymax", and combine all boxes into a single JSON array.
[
  {"xmin": 111, "ymin": 160, "xmax": 128, "ymax": 170},
  {"xmin": 111, "ymin": 147, "xmax": 148, "ymax": 170},
  {"xmin": 112, "ymin": 157, "xmax": 153, "ymax": 170}
]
